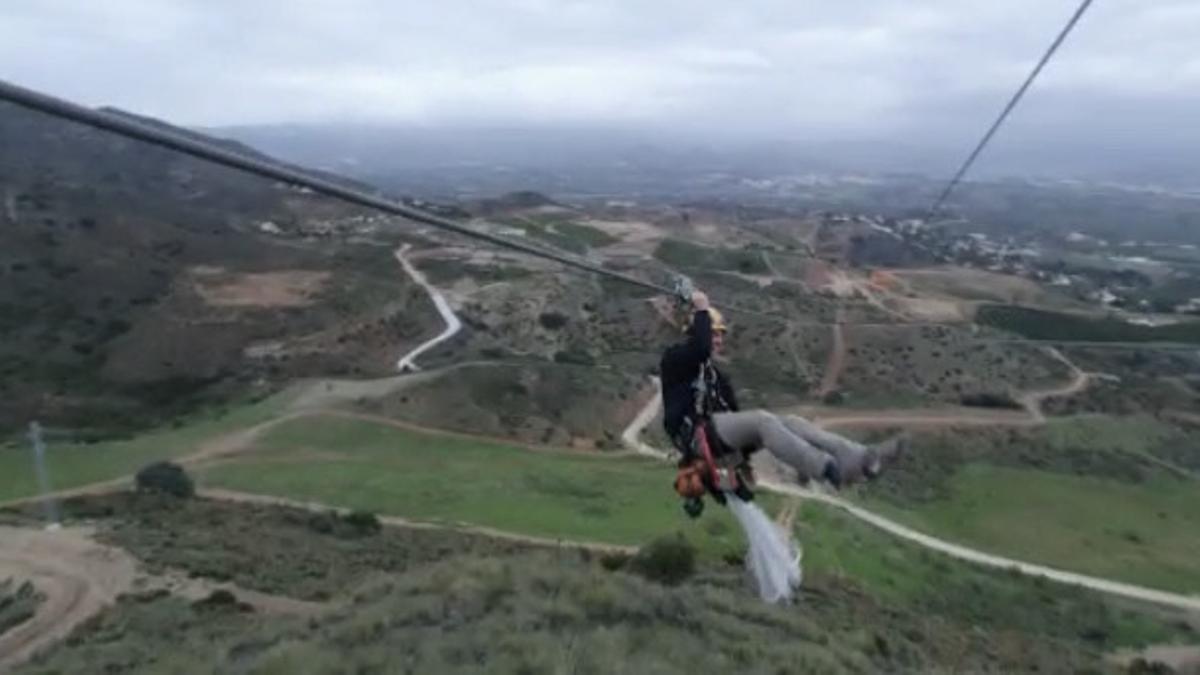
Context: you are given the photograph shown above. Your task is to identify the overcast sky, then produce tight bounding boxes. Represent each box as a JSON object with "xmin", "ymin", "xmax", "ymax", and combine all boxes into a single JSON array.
[{"xmin": 4, "ymin": 0, "xmax": 1198, "ymax": 149}]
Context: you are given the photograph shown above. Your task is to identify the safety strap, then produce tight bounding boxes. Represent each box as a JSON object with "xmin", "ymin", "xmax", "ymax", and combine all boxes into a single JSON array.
[{"xmin": 692, "ymin": 361, "xmax": 731, "ymax": 420}]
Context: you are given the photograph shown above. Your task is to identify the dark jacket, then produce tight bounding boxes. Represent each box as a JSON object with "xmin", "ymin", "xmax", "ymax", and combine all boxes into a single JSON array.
[{"xmin": 659, "ymin": 310, "xmax": 739, "ymax": 447}]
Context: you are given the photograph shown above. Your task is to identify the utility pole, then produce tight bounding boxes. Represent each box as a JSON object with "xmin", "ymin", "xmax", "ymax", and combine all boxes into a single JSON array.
[{"xmin": 27, "ymin": 421, "xmax": 61, "ymax": 530}]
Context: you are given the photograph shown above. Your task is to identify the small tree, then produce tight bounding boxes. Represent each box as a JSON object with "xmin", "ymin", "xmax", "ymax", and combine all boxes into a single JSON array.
[{"xmin": 135, "ymin": 461, "xmax": 194, "ymax": 498}]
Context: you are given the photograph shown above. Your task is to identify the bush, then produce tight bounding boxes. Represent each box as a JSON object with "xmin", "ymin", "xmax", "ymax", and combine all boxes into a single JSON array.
[
  {"xmin": 192, "ymin": 589, "xmax": 253, "ymax": 613},
  {"xmin": 553, "ymin": 347, "xmax": 595, "ymax": 366},
  {"xmin": 135, "ymin": 462, "xmax": 194, "ymax": 498},
  {"xmin": 598, "ymin": 552, "xmax": 630, "ymax": 571},
  {"xmin": 0, "ymin": 579, "xmax": 43, "ymax": 636},
  {"xmin": 307, "ymin": 510, "xmax": 382, "ymax": 538},
  {"xmin": 959, "ymin": 392, "xmax": 1021, "ymax": 409},
  {"xmin": 343, "ymin": 510, "xmax": 382, "ymax": 535},
  {"xmin": 1127, "ymin": 658, "xmax": 1174, "ymax": 675},
  {"xmin": 538, "ymin": 312, "xmax": 569, "ymax": 330},
  {"xmin": 628, "ymin": 534, "xmax": 696, "ymax": 585},
  {"xmin": 822, "ymin": 390, "xmax": 846, "ymax": 405}
]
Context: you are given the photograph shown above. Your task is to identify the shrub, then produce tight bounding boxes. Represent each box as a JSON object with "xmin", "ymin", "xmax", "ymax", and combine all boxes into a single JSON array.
[
  {"xmin": 1127, "ymin": 658, "xmax": 1174, "ymax": 675},
  {"xmin": 598, "ymin": 552, "xmax": 630, "ymax": 572},
  {"xmin": 628, "ymin": 534, "xmax": 696, "ymax": 585},
  {"xmin": 959, "ymin": 392, "xmax": 1021, "ymax": 409},
  {"xmin": 135, "ymin": 461, "xmax": 194, "ymax": 498},
  {"xmin": 343, "ymin": 510, "xmax": 382, "ymax": 535},
  {"xmin": 0, "ymin": 579, "xmax": 43, "ymax": 636},
  {"xmin": 538, "ymin": 312, "xmax": 569, "ymax": 330},
  {"xmin": 822, "ymin": 390, "xmax": 846, "ymax": 405},
  {"xmin": 307, "ymin": 510, "xmax": 382, "ymax": 538},
  {"xmin": 553, "ymin": 347, "xmax": 595, "ymax": 366},
  {"xmin": 192, "ymin": 589, "xmax": 253, "ymax": 613}
]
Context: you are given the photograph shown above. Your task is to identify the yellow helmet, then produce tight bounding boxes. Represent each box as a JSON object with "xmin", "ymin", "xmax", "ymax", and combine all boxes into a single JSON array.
[
  {"xmin": 708, "ymin": 307, "xmax": 728, "ymax": 333},
  {"xmin": 685, "ymin": 307, "xmax": 728, "ymax": 334}
]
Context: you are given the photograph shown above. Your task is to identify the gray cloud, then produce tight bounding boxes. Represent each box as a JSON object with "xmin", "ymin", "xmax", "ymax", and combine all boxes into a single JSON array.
[{"xmin": 3, "ymin": 0, "xmax": 1198, "ymax": 152}]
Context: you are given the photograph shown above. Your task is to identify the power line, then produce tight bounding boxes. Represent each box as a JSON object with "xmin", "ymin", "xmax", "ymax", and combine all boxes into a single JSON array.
[{"xmin": 928, "ymin": 0, "xmax": 1096, "ymax": 216}]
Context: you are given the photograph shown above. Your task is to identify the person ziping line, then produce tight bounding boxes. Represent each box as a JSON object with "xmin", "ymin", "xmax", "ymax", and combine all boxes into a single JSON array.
[{"xmin": 660, "ymin": 289, "xmax": 907, "ymax": 513}]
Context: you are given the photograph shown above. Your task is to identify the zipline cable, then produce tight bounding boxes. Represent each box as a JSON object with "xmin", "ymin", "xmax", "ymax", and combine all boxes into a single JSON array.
[
  {"xmin": 0, "ymin": 77, "xmax": 673, "ymax": 296},
  {"xmin": 0, "ymin": 77, "xmax": 967, "ymax": 327},
  {"xmin": 928, "ymin": 0, "xmax": 1096, "ymax": 217},
  {"xmin": 2, "ymin": 77, "xmax": 1142, "ymax": 339}
]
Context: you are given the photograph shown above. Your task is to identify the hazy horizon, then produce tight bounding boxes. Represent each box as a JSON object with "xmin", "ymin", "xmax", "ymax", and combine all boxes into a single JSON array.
[{"xmin": 6, "ymin": 0, "xmax": 1200, "ymax": 184}]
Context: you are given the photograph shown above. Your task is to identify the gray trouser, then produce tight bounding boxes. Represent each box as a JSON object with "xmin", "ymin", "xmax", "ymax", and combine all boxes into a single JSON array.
[{"xmin": 711, "ymin": 411, "xmax": 873, "ymax": 482}]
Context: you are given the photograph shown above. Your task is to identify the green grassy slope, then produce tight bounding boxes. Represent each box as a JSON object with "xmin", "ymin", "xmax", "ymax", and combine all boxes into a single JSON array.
[
  {"xmin": 0, "ymin": 393, "xmax": 288, "ymax": 503},
  {"xmin": 200, "ymin": 415, "xmax": 751, "ymax": 555},
  {"xmin": 867, "ymin": 464, "xmax": 1200, "ymax": 594}
]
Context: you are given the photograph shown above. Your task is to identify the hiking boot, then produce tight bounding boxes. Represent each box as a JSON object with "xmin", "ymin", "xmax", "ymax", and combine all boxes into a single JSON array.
[
  {"xmin": 865, "ymin": 434, "xmax": 910, "ymax": 480},
  {"xmin": 821, "ymin": 458, "xmax": 843, "ymax": 490}
]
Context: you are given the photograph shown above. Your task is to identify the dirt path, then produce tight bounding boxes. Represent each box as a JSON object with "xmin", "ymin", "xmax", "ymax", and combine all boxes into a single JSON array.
[
  {"xmin": 0, "ymin": 406, "xmax": 636, "ymax": 515},
  {"xmin": 0, "ymin": 417, "xmax": 294, "ymax": 513},
  {"xmin": 816, "ymin": 308, "xmax": 846, "ymax": 398},
  {"xmin": 286, "ymin": 360, "xmax": 500, "ymax": 411},
  {"xmin": 394, "ymin": 244, "xmax": 463, "ymax": 372},
  {"xmin": 199, "ymin": 488, "xmax": 635, "ymax": 555},
  {"xmin": 1017, "ymin": 346, "xmax": 1090, "ymax": 423},
  {"xmin": 0, "ymin": 526, "xmax": 137, "ymax": 671},
  {"xmin": 1110, "ymin": 644, "xmax": 1200, "ymax": 673},
  {"xmin": 318, "ymin": 409, "xmax": 637, "ymax": 458},
  {"xmin": 812, "ymin": 407, "xmax": 1038, "ymax": 431},
  {"xmin": 620, "ymin": 377, "xmax": 663, "ymax": 458},
  {"xmin": 763, "ymin": 480, "xmax": 1200, "ymax": 613},
  {"xmin": 803, "ymin": 345, "xmax": 1092, "ymax": 431}
]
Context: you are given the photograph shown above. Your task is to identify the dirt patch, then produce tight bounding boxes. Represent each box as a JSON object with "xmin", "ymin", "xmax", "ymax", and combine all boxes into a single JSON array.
[
  {"xmin": 191, "ymin": 268, "xmax": 331, "ymax": 307},
  {"xmin": 893, "ymin": 267, "xmax": 1083, "ymax": 311},
  {"xmin": 584, "ymin": 218, "xmax": 663, "ymax": 243},
  {"xmin": 0, "ymin": 526, "xmax": 138, "ymax": 671},
  {"xmin": 817, "ymin": 309, "xmax": 846, "ymax": 397},
  {"xmin": 891, "ymin": 295, "xmax": 971, "ymax": 322}
]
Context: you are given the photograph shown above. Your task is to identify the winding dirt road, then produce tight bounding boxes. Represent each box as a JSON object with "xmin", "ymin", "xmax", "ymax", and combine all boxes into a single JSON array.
[
  {"xmin": 394, "ymin": 244, "xmax": 463, "ymax": 372},
  {"xmin": 766, "ymin": 479, "xmax": 1200, "ymax": 612},
  {"xmin": 807, "ymin": 346, "xmax": 1091, "ymax": 431},
  {"xmin": 620, "ymin": 377, "xmax": 663, "ymax": 457},
  {"xmin": 617, "ymin": 371, "xmax": 1200, "ymax": 613},
  {"xmin": 815, "ymin": 308, "xmax": 846, "ymax": 398},
  {"xmin": 199, "ymin": 488, "xmax": 635, "ymax": 555}
]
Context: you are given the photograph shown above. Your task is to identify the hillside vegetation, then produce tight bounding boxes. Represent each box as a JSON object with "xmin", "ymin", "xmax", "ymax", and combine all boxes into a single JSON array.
[
  {"xmin": 0, "ymin": 578, "xmax": 42, "ymax": 638},
  {"xmin": 978, "ymin": 304, "xmax": 1200, "ymax": 344},
  {"xmin": 0, "ymin": 102, "xmax": 440, "ymax": 437},
  {"xmin": 12, "ymin": 493, "xmax": 1192, "ymax": 673}
]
